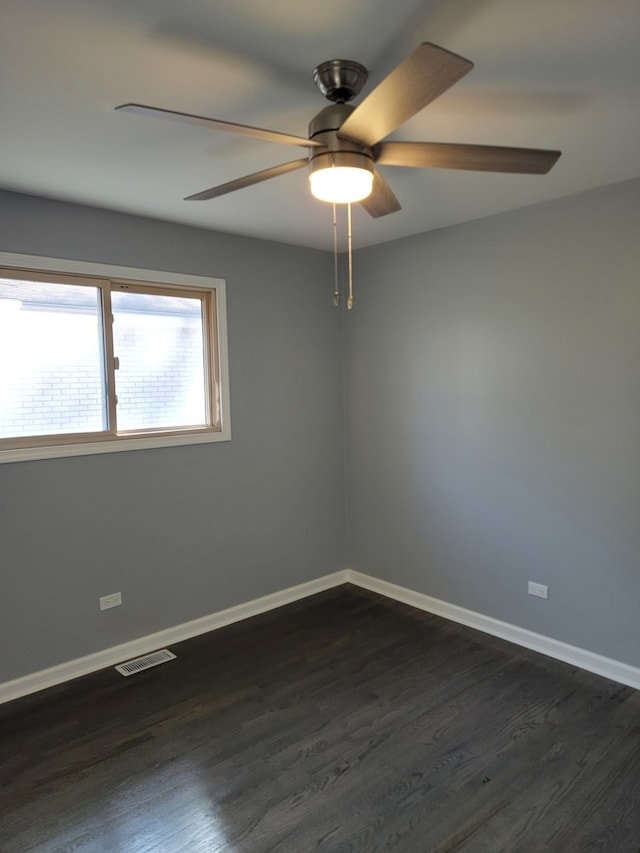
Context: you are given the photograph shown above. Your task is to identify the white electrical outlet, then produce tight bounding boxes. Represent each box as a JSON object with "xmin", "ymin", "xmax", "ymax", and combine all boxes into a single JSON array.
[
  {"xmin": 528, "ymin": 581, "xmax": 549, "ymax": 599},
  {"xmin": 99, "ymin": 592, "xmax": 122, "ymax": 611}
]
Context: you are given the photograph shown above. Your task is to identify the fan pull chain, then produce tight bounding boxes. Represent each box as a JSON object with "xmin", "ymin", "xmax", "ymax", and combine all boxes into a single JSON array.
[
  {"xmin": 347, "ymin": 202, "xmax": 354, "ymax": 311},
  {"xmin": 332, "ymin": 202, "xmax": 340, "ymax": 307}
]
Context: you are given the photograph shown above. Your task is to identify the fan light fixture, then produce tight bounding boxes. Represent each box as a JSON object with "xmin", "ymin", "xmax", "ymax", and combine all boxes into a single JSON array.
[
  {"xmin": 308, "ymin": 152, "xmax": 374, "ymax": 204},
  {"xmin": 309, "ymin": 165, "xmax": 373, "ymax": 203}
]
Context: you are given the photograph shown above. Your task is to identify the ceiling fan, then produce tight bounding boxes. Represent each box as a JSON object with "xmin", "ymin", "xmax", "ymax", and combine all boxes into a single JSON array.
[{"xmin": 115, "ymin": 42, "xmax": 561, "ymax": 217}]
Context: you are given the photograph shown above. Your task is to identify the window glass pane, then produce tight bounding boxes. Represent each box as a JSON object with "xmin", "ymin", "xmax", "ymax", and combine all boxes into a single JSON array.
[
  {"xmin": 111, "ymin": 289, "xmax": 208, "ymax": 431},
  {"xmin": 0, "ymin": 278, "xmax": 107, "ymax": 438}
]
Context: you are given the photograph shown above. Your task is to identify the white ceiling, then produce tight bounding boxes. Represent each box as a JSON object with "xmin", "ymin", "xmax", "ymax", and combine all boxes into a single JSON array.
[{"xmin": 1, "ymin": 0, "xmax": 638, "ymax": 251}]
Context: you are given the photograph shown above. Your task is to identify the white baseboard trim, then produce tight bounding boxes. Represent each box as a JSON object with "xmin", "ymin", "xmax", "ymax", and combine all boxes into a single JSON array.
[
  {"xmin": 347, "ymin": 570, "xmax": 640, "ymax": 691},
  {"xmin": 3, "ymin": 568, "xmax": 638, "ymax": 704},
  {"xmin": 0, "ymin": 570, "xmax": 348, "ymax": 705}
]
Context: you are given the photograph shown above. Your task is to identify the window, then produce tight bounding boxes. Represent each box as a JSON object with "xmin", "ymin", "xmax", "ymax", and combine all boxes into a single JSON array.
[{"xmin": 0, "ymin": 254, "xmax": 230, "ymax": 463}]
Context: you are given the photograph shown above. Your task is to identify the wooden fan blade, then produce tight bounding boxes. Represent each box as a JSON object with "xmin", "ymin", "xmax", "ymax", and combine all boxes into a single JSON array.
[
  {"xmin": 375, "ymin": 141, "xmax": 561, "ymax": 174},
  {"xmin": 338, "ymin": 43, "xmax": 473, "ymax": 148},
  {"xmin": 115, "ymin": 104, "xmax": 321, "ymax": 149},
  {"xmin": 184, "ymin": 158, "xmax": 309, "ymax": 201},
  {"xmin": 359, "ymin": 170, "xmax": 402, "ymax": 218}
]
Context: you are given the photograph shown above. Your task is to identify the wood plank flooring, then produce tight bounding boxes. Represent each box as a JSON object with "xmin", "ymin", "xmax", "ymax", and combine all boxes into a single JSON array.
[{"xmin": 1, "ymin": 584, "xmax": 639, "ymax": 852}]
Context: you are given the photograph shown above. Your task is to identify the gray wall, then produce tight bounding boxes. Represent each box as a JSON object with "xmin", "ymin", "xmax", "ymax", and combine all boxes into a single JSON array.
[
  {"xmin": 2, "ymin": 179, "xmax": 639, "ymax": 685},
  {"xmin": 0, "ymin": 191, "xmax": 347, "ymax": 682},
  {"xmin": 347, "ymin": 179, "xmax": 640, "ymax": 667}
]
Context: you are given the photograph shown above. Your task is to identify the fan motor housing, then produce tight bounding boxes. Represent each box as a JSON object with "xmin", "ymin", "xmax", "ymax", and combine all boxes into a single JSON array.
[
  {"xmin": 308, "ymin": 103, "xmax": 354, "ymax": 138},
  {"xmin": 308, "ymin": 103, "xmax": 374, "ymax": 175}
]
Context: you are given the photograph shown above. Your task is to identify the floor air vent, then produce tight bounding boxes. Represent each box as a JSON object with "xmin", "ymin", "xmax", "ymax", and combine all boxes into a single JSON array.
[{"xmin": 115, "ymin": 648, "xmax": 176, "ymax": 677}]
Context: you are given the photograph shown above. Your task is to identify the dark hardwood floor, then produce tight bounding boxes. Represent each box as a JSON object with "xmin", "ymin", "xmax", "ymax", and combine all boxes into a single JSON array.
[{"xmin": 1, "ymin": 584, "xmax": 639, "ymax": 852}]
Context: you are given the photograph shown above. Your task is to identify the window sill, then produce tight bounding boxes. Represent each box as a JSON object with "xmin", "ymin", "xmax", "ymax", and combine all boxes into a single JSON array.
[{"xmin": 0, "ymin": 428, "xmax": 231, "ymax": 464}]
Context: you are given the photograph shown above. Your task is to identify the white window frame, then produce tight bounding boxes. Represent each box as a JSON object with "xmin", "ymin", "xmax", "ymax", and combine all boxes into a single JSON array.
[{"xmin": 0, "ymin": 253, "xmax": 231, "ymax": 464}]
